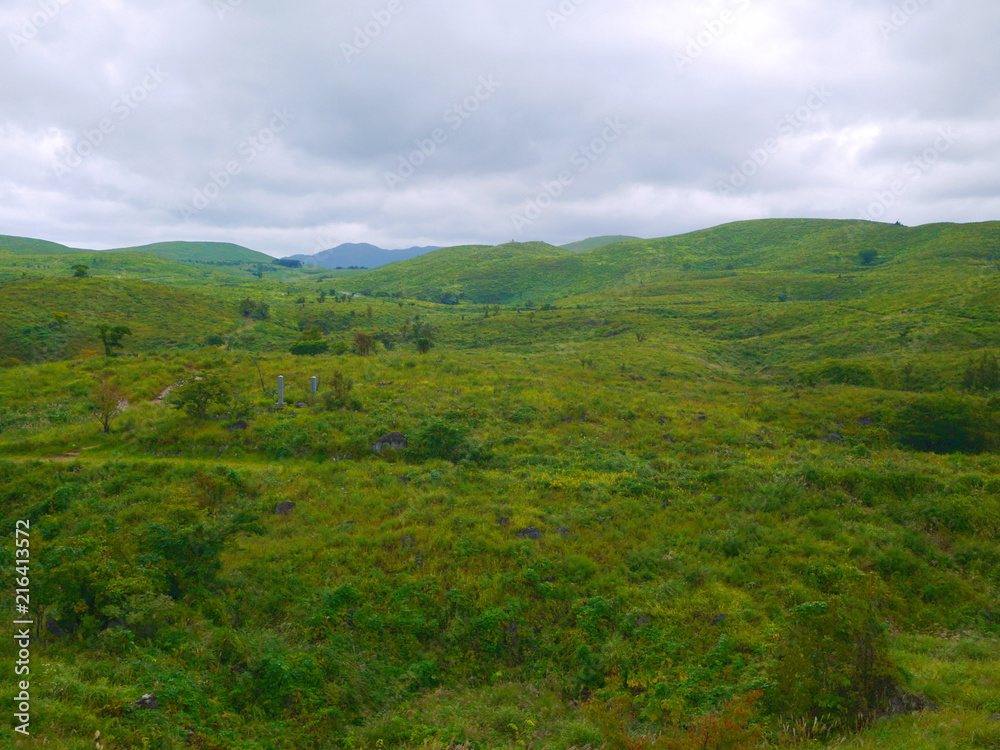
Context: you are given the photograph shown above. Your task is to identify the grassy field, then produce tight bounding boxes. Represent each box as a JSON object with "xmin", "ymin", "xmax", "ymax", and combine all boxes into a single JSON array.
[{"xmin": 0, "ymin": 219, "xmax": 998, "ymax": 749}]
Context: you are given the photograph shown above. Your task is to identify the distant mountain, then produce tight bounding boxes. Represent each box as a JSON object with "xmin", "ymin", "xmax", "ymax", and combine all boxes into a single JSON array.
[
  {"xmin": 285, "ymin": 243, "xmax": 441, "ymax": 269},
  {"xmin": 559, "ymin": 235, "xmax": 642, "ymax": 252}
]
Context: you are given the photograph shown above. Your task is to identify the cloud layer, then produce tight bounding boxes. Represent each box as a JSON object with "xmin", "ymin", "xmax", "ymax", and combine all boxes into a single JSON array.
[{"xmin": 2, "ymin": 0, "xmax": 998, "ymax": 255}]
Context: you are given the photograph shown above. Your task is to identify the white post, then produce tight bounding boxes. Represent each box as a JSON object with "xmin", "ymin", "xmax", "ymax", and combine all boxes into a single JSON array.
[{"xmin": 276, "ymin": 376, "xmax": 285, "ymax": 405}]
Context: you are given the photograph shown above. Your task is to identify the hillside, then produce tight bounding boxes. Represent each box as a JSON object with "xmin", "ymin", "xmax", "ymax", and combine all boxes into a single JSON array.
[
  {"xmin": 343, "ymin": 240, "xmax": 581, "ymax": 303},
  {"xmin": 0, "ymin": 234, "xmax": 81, "ymax": 255},
  {"xmin": 106, "ymin": 241, "xmax": 272, "ymax": 264},
  {"xmin": 559, "ymin": 234, "xmax": 642, "ymax": 252},
  {"xmin": 0, "ymin": 276, "xmax": 240, "ymax": 362},
  {"xmin": 0, "ymin": 218, "xmax": 997, "ymax": 750}
]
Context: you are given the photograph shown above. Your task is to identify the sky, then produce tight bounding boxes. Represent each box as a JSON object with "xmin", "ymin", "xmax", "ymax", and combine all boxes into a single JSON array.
[{"xmin": 1, "ymin": 0, "xmax": 999, "ymax": 257}]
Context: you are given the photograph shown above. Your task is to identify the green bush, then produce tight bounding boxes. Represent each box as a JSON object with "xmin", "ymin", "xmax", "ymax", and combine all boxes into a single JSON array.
[
  {"xmin": 170, "ymin": 373, "xmax": 232, "ymax": 419},
  {"xmin": 891, "ymin": 393, "xmax": 997, "ymax": 454},
  {"xmin": 765, "ymin": 575, "xmax": 903, "ymax": 733},
  {"xmin": 801, "ymin": 360, "xmax": 879, "ymax": 387},
  {"xmin": 408, "ymin": 417, "xmax": 487, "ymax": 463}
]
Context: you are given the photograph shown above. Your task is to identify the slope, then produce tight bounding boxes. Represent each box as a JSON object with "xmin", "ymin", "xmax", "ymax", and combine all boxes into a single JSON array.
[
  {"xmin": 0, "ymin": 276, "xmax": 239, "ymax": 362},
  {"xmin": 344, "ymin": 241, "xmax": 581, "ymax": 304},
  {"xmin": 559, "ymin": 234, "xmax": 641, "ymax": 252},
  {"xmin": 106, "ymin": 241, "xmax": 272, "ymax": 264}
]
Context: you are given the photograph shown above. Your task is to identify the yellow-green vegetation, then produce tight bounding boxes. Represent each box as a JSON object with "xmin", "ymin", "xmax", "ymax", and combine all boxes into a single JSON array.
[{"xmin": 0, "ymin": 219, "xmax": 999, "ymax": 749}]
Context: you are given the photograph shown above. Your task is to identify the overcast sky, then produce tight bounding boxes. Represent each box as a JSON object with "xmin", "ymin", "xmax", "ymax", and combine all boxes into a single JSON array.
[{"xmin": 2, "ymin": 0, "xmax": 998, "ymax": 256}]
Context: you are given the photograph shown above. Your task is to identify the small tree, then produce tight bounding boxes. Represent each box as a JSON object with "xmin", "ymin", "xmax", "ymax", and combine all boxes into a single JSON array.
[
  {"xmin": 766, "ymin": 575, "xmax": 902, "ymax": 734},
  {"xmin": 96, "ymin": 324, "xmax": 132, "ymax": 357},
  {"xmin": 858, "ymin": 248, "xmax": 878, "ymax": 266},
  {"xmin": 353, "ymin": 331, "xmax": 374, "ymax": 356},
  {"xmin": 91, "ymin": 380, "xmax": 126, "ymax": 434},
  {"xmin": 71, "ymin": 264, "xmax": 89, "ymax": 278},
  {"xmin": 238, "ymin": 299, "xmax": 270, "ymax": 320},
  {"xmin": 290, "ymin": 327, "xmax": 329, "ymax": 356},
  {"xmin": 319, "ymin": 371, "xmax": 361, "ymax": 411},
  {"xmin": 171, "ymin": 374, "xmax": 231, "ymax": 419},
  {"xmin": 416, "ymin": 337, "xmax": 433, "ymax": 354},
  {"xmin": 962, "ymin": 352, "xmax": 1000, "ymax": 392}
]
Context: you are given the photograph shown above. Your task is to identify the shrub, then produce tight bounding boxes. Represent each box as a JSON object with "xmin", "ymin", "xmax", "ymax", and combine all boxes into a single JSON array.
[
  {"xmin": 962, "ymin": 352, "xmax": 999, "ymax": 392},
  {"xmin": 171, "ymin": 373, "xmax": 232, "ymax": 419},
  {"xmin": 801, "ymin": 360, "xmax": 879, "ymax": 387},
  {"xmin": 765, "ymin": 576, "xmax": 903, "ymax": 733},
  {"xmin": 319, "ymin": 371, "xmax": 362, "ymax": 411},
  {"xmin": 408, "ymin": 417, "xmax": 486, "ymax": 463},
  {"xmin": 890, "ymin": 393, "xmax": 996, "ymax": 454}
]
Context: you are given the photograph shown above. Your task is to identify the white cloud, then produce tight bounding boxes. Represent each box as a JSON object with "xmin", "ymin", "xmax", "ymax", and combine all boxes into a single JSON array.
[{"xmin": 0, "ymin": 0, "xmax": 997, "ymax": 255}]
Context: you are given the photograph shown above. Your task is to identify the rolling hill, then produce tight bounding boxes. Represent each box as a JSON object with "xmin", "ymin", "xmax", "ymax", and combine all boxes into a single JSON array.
[
  {"xmin": 105, "ymin": 240, "xmax": 272, "ymax": 264},
  {"xmin": 559, "ymin": 234, "xmax": 642, "ymax": 252}
]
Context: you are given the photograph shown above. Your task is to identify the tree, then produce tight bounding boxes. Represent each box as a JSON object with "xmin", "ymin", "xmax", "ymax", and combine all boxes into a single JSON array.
[
  {"xmin": 353, "ymin": 331, "xmax": 374, "ymax": 356},
  {"xmin": 858, "ymin": 248, "xmax": 878, "ymax": 266},
  {"xmin": 290, "ymin": 327, "xmax": 329, "ymax": 356},
  {"xmin": 416, "ymin": 337, "xmax": 433, "ymax": 354},
  {"xmin": 891, "ymin": 393, "xmax": 995, "ymax": 454},
  {"xmin": 171, "ymin": 374, "xmax": 231, "ymax": 419},
  {"xmin": 91, "ymin": 380, "xmax": 126, "ymax": 434},
  {"xmin": 962, "ymin": 352, "xmax": 999, "ymax": 392},
  {"xmin": 71, "ymin": 264, "xmax": 89, "ymax": 278},
  {"xmin": 239, "ymin": 298, "xmax": 270, "ymax": 320},
  {"xmin": 96, "ymin": 324, "xmax": 132, "ymax": 357}
]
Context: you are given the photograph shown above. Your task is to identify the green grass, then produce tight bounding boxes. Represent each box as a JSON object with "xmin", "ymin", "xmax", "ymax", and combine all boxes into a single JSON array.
[
  {"xmin": 0, "ymin": 219, "xmax": 998, "ymax": 749},
  {"xmin": 559, "ymin": 235, "xmax": 642, "ymax": 253}
]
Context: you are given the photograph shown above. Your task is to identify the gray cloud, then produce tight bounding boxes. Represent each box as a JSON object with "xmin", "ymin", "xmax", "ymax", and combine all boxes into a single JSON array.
[{"xmin": 1, "ymin": 0, "xmax": 997, "ymax": 255}]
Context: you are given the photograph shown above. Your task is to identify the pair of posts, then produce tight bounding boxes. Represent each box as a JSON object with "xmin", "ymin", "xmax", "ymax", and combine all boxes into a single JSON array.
[{"xmin": 276, "ymin": 376, "xmax": 318, "ymax": 405}]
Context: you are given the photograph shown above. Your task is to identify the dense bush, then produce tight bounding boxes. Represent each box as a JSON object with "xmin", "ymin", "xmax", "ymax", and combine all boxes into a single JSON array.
[
  {"xmin": 891, "ymin": 393, "xmax": 997, "ymax": 454},
  {"xmin": 766, "ymin": 575, "xmax": 903, "ymax": 733}
]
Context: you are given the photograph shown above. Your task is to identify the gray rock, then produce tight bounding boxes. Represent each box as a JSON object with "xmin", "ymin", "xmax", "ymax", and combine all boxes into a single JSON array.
[
  {"xmin": 275, "ymin": 501, "xmax": 296, "ymax": 516},
  {"xmin": 45, "ymin": 615, "xmax": 67, "ymax": 638},
  {"xmin": 373, "ymin": 432, "xmax": 408, "ymax": 452},
  {"xmin": 132, "ymin": 693, "xmax": 159, "ymax": 710},
  {"xmin": 516, "ymin": 526, "xmax": 543, "ymax": 540},
  {"xmin": 226, "ymin": 419, "xmax": 249, "ymax": 431}
]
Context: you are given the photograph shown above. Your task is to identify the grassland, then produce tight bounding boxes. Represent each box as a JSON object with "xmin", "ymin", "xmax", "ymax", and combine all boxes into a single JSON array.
[{"xmin": 0, "ymin": 219, "xmax": 998, "ymax": 750}]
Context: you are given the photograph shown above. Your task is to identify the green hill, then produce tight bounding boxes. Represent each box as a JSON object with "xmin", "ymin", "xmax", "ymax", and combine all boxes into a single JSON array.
[
  {"xmin": 347, "ymin": 241, "xmax": 580, "ymax": 303},
  {"xmin": 0, "ymin": 276, "xmax": 238, "ymax": 362},
  {"xmin": 559, "ymin": 234, "xmax": 641, "ymax": 252},
  {"xmin": 0, "ymin": 234, "xmax": 80, "ymax": 255},
  {"xmin": 106, "ymin": 240, "xmax": 272, "ymax": 264},
  {"xmin": 342, "ymin": 219, "xmax": 1000, "ymax": 309}
]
